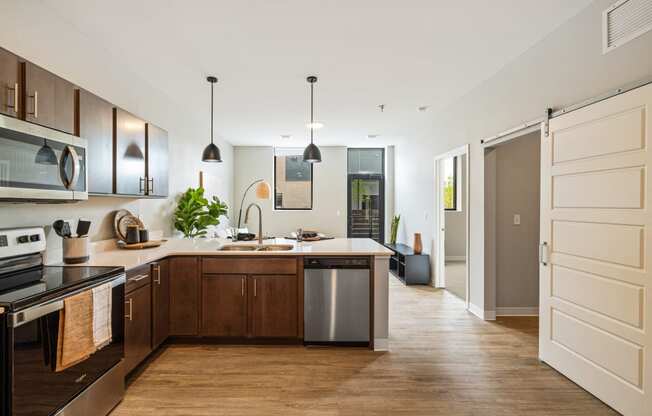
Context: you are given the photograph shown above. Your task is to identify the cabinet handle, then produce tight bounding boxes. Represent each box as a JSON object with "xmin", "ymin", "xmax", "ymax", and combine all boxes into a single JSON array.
[
  {"xmin": 139, "ymin": 177, "xmax": 146, "ymax": 194},
  {"xmin": 6, "ymin": 83, "xmax": 18, "ymax": 113},
  {"xmin": 253, "ymin": 278, "xmax": 257, "ymax": 297},
  {"xmin": 241, "ymin": 277, "xmax": 245, "ymax": 297},
  {"xmin": 28, "ymin": 90, "xmax": 38, "ymax": 118},
  {"xmin": 130, "ymin": 274, "xmax": 149, "ymax": 283},
  {"xmin": 125, "ymin": 298, "xmax": 133, "ymax": 321},
  {"xmin": 153, "ymin": 265, "xmax": 161, "ymax": 284},
  {"xmin": 148, "ymin": 177, "xmax": 154, "ymax": 195}
]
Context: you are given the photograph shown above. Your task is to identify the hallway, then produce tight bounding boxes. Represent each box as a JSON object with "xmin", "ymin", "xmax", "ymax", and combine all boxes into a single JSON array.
[{"xmin": 113, "ymin": 277, "xmax": 616, "ymax": 415}]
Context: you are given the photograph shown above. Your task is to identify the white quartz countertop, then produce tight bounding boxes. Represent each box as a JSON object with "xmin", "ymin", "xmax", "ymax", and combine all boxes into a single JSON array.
[{"xmin": 67, "ymin": 238, "xmax": 392, "ymax": 271}]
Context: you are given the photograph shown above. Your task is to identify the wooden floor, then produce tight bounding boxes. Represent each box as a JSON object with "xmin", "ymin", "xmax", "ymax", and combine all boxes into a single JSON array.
[{"xmin": 111, "ymin": 276, "xmax": 617, "ymax": 416}]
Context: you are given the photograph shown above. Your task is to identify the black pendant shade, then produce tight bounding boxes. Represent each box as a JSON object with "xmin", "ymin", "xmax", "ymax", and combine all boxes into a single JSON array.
[
  {"xmin": 303, "ymin": 75, "xmax": 322, "ymax": 163},
  {"xmin": 202, "ymin": 142, "xmax": 222, "ymax": 162},
  {"xmin": 202, "ymin": 76, "xmax": 223, "ymax": 163},
  {"xmin": 35, "ymin": 139, "xmax": 58, "ymax": 165},
  {"xmin": 302, "ymin": 143, "xmax": 322, "ymax": 163}
]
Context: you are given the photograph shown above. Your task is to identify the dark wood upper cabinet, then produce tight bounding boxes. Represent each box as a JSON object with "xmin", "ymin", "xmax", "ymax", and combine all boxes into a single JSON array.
[
  {"xmin": 76, "ymin": 89, "xmax": 114, "ymax": 194},
  {"xmin": 145, "ymin": 123, "xmax": 169, "ymax": 197},
  {"xmin": 23, "ymin": 61, "xmax": 75, "ymax": 134},
  {"xmin": 201, "ymin": 274, "xmax": 247, "ymax": 337},
  {"xmin": 169, "ymin": 257, "xmax": 200, "ymax": 336},
  {"xmin": 0, "ymin": 48, "xmax": 21, "ymax": 118},
  {"xmin": 124, "ymin": 283, "xmax": 153, "ymax": 375},
  {"xmin": 152, "ymin": 259, "xmax": 170, "ymax": 349},
  {"xmin": 249, "ymin": 275, "xmax": 298, "ymax": 338},
  {"xmin": 113, "ymin": 108, "xmax": 146, "ymax": 195}
]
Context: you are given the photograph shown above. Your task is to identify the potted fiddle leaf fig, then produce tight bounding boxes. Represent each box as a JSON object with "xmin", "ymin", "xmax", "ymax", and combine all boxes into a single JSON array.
[{"xmin": 173, "ymin": 187, "xmax": 228, "ymax": 238}]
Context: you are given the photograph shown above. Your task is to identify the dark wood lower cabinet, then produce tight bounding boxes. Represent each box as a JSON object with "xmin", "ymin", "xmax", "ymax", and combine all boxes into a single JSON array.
[
  {"xmin": 201, "ymin": 274, "xmax": 247, "ymax": 337},
  {"xmin": 151, "ymin": 259, "xmax": 170, "ymax": 348},
  {"xmin": 250, "ymin": 275, "xmax": 298, "ymax": 338},
  {"xmin": 169, "ymin": 257, "xmax": 199, "ymax": 336},
  {"xmin": 124, "ymin": 283, "xmax": 152, "ymax": 375}
]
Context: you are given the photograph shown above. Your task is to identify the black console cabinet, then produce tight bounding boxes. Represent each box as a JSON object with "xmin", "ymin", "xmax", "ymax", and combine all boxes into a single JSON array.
[{"xmin": 384, "ymin": 243, "xmax": 431, "ymax": 285}]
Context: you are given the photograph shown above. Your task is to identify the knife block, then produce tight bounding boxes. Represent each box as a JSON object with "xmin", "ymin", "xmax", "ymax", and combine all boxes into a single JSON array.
[{"xmin": 63, "ymin": 236, "xmax": 90, "ymax": 264}]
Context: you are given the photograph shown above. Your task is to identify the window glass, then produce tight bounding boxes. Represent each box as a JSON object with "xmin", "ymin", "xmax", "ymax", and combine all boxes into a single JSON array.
[
  {"xmin": 348, "ymin": 148, "xmax": 383, "ymax": 175},
  {"xmin": 274, "ymin": 151, "xmax": 313, "ymax": 210},
  {"xmin": 443, "ymin": 156, "xmax": 457, "ymax": 210}
]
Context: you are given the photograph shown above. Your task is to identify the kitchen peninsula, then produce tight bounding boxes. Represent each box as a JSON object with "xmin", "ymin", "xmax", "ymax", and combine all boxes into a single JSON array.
[{"xmin": 69, "ymin": 237, "xmax": 392, "ymax": 376}]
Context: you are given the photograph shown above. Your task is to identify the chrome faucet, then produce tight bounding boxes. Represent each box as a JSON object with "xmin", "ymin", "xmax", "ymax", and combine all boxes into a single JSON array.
[{"xmin": 244, "ymin": 203, "xmax": 263, "ymax": 246}]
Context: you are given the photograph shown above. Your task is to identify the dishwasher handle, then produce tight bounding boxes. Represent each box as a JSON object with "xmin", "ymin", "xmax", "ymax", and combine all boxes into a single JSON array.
[{"xmin": 304, "ymin": 257, "xmax": 370, "ymax": 269}]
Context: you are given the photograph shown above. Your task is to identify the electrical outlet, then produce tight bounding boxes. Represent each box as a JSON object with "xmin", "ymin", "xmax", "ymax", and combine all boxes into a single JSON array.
[{"xmin": 513, "ymin": 214, "xmax": 521, "ymax": 225}]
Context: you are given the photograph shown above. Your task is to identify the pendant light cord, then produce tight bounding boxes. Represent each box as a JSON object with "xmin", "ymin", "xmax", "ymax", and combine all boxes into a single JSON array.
[
  {"xmin": 210, "ymin": 81, "xmax": 214, "ymax": 144},
  {"xmin": 310, "ymin": 81, "xmax": 314, "ymax": 144}
]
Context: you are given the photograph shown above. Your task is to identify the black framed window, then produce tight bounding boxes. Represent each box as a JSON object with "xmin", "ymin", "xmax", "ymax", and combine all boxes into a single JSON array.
[
  {"xmin": 274, "ymin": 150, "xmax": 313, "ymax": 210},
  {"xmin": 443, "ymin": 156, "xmax": 458, "ymax": 211}
]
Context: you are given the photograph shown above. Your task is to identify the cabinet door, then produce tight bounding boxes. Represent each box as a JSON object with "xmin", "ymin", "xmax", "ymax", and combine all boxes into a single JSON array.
[
  {"xmin": 152, "ymin": 259, "xmax": 170, "ymax": 348},
  {"xmin": 114, "ymin": 108, "xmax": 146, "ymax": 195},
  {"xmin": 250, "ymin": 275, "xmax": 298, "ymax": 338},
  {"xmin": 0, "ymin": 48, "xmax": 20, "ymax": 118},
  {"xmin": 77, "ymin": 89, "xmax": 113, "ymax": 194},
  {"xmin": 169, "ymin": 257, "xmax": 199, "ymax": 335},
  {"xmin": 124, "ymin": 284, "xmax": 152, "ymax": 375},
  {"xmin": 24, "ymin": 62, "xmax": 75, "ymax": 134},
  {"xmin": 201, "ymin": 274, "xmax": 247, "ymax": 337},
  {"xmin": 145, "ymin": 123, "xmax": 169, "ymax": 197}
]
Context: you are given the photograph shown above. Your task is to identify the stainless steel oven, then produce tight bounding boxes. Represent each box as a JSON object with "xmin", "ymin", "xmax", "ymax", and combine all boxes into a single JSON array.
[
  {"xmin": 0, "ymin": 227, "xmax": 124, "ymax": 416},
  {"xmin": 0, "ymin": 113, "xmax": 87, "ymax": 202}
]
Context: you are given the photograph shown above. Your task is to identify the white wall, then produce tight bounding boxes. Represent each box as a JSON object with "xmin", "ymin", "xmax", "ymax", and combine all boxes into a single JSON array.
[
  {"xmin": 0, "ymin": 3, "xmax": 234, "ymax": 261},
  {"xmin": 444, "ymin": 154, "xmax": 466, "ymax": 259},
  {"xmin": 234, "ymin": 146, "xmax": 347, "ymax": 238},
  {"xmin": 394, "ymin": 0, "xmax": 652, "ymax": 316}
]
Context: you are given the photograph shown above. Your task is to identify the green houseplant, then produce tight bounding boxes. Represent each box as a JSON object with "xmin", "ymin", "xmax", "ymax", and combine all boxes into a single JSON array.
[
  {"xmin": 390, "ymin": 214, "xmax": 400, "ymax": 245},
  {"xmin": 173, "ymin": 187, "xmax": 228, "ymax": 238}
]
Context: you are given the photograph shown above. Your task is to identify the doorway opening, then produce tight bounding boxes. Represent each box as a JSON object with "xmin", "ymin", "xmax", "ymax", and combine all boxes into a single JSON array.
[
  {"xmin": 433, "ymin": 145, "xmax": 469, "ymax": 306},
  {"xmin": 484, "ymin": 129, "xmax": 541, "ymax": 318},
  {"xmin": 347, "ymin": 148, "xmax": 385, "ymax": 243}
]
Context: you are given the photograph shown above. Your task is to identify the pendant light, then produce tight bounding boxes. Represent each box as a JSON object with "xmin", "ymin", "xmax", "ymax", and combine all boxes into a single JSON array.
[
  {"xmin": 303, "ymin": 75, "xmax": 322, "ymax": 163},
  {"xmin": 202, "ymin": 76, "xmax": 222, "ymax": 162}
]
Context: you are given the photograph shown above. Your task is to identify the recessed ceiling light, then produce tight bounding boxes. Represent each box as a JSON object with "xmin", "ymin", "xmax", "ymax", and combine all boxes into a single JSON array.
[
  {"xmin": 367, "ymin": 134, "xmax": 379, "ymax": 139},
  {"xmin": 306, "ymin": 122, "xmax": 324, "ymax": 129},
  {"xmin": 280, "ymin": 134, "xmax": 292, "ymax": 139},
  {"xmin": 417, "ymin": 106, "xmax": 429, "ymax": 112}
]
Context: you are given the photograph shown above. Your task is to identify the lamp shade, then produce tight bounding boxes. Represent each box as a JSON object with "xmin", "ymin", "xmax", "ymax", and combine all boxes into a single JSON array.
[
  {"xmin": 302, "ymin": 143, "xmax": 322, "ymax": 163},
  {"xmin": 202, "ymin": 142, "xmax": 222, "ymax": 162},
  {"xmin": 255, "ymin": 181, "xmax": 271, "ymax": 200}
]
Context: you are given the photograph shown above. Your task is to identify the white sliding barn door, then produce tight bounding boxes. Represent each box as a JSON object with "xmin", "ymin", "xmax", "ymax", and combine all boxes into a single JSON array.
[{"xmin": 540, "ymin": 83, "xmax": 652, "ymax": 415}]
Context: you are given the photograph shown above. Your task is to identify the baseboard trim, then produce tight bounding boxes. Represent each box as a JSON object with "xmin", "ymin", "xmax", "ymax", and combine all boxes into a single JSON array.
[
  {"xmin": 468, "ymin": 303, "xmax": 496, "ymax": 320},
  {"xmin": 374, "ymin": 338, "xmax": 389, "ymax": 351},
  {"xmin": 496, "ymin": 307, "xmax": 539, "ymax": 316},
  {"xmin": 445, "ymin": 256, "xmax": 466, "ymax": 262}
]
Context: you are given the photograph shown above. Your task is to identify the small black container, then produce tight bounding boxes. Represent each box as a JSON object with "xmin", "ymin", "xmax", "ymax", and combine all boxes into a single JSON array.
[
  {"xmin": 126, "ymin": 225, "xmax": 140, "ymax": 244},
  {"xmin": 139, "ymin": 229, "xmax": 149, "ymax": 243}
]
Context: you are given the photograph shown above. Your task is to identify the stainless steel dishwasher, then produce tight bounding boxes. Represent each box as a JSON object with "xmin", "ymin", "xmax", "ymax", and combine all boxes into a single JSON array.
[{"xmin": 304, "ymin": 257, "xmax": 370, "ymax": 344}]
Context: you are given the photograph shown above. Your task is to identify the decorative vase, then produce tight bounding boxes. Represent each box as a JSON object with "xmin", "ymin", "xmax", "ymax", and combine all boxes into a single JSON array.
[
  {"xmin": 413, "ymin": 233, "xmax": 423, "ymax": 254},
  {"xmin": 390, "ymin": 215, "xmax": 400, "ymax": 245}
]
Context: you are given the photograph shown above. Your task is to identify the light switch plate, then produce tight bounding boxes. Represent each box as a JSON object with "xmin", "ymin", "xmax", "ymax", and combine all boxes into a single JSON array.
[{"xmin": 513, "ymin": 214, "xmax": 521, "ymax": 225}]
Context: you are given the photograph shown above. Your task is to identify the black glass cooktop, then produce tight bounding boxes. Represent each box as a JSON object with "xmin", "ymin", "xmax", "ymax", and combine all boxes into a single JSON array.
[{"xmin": 0, "ymin": 265, "xmax": 124, "ymax": 311}]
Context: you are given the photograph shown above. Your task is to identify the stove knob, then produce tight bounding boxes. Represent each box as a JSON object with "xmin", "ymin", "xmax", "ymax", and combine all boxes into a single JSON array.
[
  {"xmin": 17, "ymin": 235, "xmax": 29, "ymax": 244},
  {"xmin": 29, "ymin": 234, "xmax": 41, "ymax": 242}
]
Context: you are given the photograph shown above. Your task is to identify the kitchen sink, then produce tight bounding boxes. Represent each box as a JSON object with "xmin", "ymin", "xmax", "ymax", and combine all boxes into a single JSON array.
[
  {"xmin": 218, "ymin": 244, "xmax": 294, "ymax": 252},
  {"xmin": 256, "ymin": 244, "xmax": 294, "ymax": 251}
]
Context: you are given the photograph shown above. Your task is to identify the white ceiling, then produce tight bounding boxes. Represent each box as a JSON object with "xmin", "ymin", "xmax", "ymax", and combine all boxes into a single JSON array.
[{"xmin": 41, "ymin": 0, "xmax": 592, "ymax": 147}]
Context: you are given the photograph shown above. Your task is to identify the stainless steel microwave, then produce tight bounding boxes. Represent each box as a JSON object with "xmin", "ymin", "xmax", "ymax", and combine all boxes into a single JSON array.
[{"xmin": 0, "ymin": 113, "xmax": 87, "ymax": 202}]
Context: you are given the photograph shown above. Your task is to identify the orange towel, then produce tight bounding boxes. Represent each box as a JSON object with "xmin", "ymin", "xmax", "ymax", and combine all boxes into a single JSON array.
[{"xmin": 56, "ymin": 290, "xmax": 97, "ymax": 372}]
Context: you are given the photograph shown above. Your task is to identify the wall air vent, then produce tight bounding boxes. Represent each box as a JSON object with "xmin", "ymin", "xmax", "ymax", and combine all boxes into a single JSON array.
[{"xmin": 603, "ymin": 0, "xmax": 652, "ymax": 53}]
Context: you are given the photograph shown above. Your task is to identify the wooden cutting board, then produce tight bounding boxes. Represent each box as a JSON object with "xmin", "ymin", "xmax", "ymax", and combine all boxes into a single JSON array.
[{"xmin": 117, "ymin": 240, "xmax": 166, "ymax": 250}]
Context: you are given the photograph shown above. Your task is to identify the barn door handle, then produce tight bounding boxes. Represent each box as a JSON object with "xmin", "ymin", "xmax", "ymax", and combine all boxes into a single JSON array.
[{"xmin": 539, "ymin": 242, "xmax": 549, "ymax": 266}]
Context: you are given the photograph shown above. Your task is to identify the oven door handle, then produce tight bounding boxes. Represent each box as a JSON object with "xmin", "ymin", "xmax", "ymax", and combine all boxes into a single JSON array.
[{"xmin": 7, "ymin": 274, "xmax": 125, "ymax": 328}]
